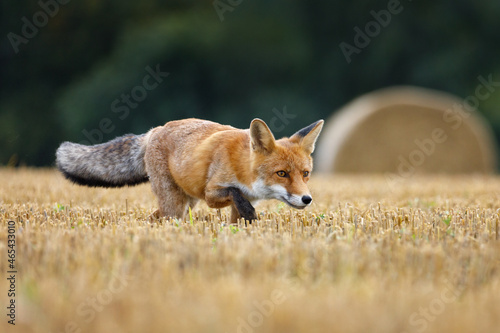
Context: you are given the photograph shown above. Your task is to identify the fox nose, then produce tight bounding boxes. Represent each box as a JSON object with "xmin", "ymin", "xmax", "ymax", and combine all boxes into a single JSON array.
[{"xmin": 301, "ymin": 195, "xmax": 312, "ymax": 205}]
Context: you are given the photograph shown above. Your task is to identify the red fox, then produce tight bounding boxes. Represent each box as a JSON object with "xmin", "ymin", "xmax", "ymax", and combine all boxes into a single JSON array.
[{"xmin": 56, "ymin": 118, "xmax": 324, "ymax": 223}]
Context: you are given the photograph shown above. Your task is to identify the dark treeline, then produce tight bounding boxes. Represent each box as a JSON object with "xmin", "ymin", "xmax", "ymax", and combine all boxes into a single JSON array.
[{"xmin": 1, "ymin": 0, "xmax": 500, "ymax": 166}]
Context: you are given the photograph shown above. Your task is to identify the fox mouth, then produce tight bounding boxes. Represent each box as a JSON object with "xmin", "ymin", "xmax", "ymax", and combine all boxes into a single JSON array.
[{"xmin": 280, "ymin": 196, "xmax": 307, "ymax": 210}]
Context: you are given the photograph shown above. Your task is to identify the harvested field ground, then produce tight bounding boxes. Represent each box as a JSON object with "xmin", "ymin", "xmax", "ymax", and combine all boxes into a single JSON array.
[{"xmin": 1, "ymin": 168, "xmax": 500, "ymax": 333}]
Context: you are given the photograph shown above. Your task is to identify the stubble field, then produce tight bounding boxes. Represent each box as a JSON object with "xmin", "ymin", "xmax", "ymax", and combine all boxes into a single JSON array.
[{"xmin": 1, "ymin": 168, "xmax": 500, "ymax": 333}]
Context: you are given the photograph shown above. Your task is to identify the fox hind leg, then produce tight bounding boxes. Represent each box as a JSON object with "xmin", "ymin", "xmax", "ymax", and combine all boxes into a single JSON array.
[
  {"xmin": 149, "ymin": 194, "xmax": 198, "ymax": 221},
  {"xmin": 150, "ymin": 175, "xmax": 191, "ymax": 219},
  {"xmin": 145, "ymin": 155, "xmax": 192, "ymax": 220}
]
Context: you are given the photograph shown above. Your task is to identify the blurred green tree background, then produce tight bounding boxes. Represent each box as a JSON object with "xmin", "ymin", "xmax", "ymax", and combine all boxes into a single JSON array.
[{"xmin": 1, "ymin": 0, "xmax": 500, "ymax": 166}]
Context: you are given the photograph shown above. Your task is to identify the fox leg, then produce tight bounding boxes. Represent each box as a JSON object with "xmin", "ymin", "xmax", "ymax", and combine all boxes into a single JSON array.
[
  {"xmin": 145, "ymin": 132, "xmax": 196, "ymax": 220},
  {"xmin": 205, "ymin": 186, "xmax": 257, "ymax": 223},
  {"xmin": 145, "ymin": 160, "xmax": 191, "ymax": 221},
  {"xmin": 230, "ymin": 205, "xmax": 242, "ymax": 224},
  {"xmin": 150, "ymin": 176, "xmax": 192, "ymax": 219},
  {"xmin": 149, "ymin": 195, "xmax": 198, "ymax": 220}
]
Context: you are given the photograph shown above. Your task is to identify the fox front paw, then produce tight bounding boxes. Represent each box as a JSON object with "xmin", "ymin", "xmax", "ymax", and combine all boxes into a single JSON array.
[{"xmin": 239, "ymin": 204, "xmax": 257, "ymax": 223}]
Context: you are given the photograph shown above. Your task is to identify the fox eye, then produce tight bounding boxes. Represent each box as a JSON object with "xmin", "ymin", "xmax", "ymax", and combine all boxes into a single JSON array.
[
  {"xmin": 303, "ymin": 171, "xmax": 310, "ymax": 177},
  {"xmin": 276, "ymin": 170, "xmax": 287, "ymax": 177}
]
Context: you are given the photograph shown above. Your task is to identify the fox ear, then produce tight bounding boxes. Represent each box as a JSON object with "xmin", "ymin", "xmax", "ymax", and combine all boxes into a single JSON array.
[
  {"xmin": 250, "ymin": 118, "xmax": 276, "ymax": 154},
  {"xmin": 290, "ymin": 120, "xmax": 324, "ymax": 154}
]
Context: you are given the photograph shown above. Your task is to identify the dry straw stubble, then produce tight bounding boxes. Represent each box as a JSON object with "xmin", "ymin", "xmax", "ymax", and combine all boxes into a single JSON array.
[{"xmin": 1, "ymin": 169, "xmax": 500, "ymax": 333}]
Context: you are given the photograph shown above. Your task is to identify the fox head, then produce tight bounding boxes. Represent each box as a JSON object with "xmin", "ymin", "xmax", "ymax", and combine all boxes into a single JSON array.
[{"xmin": 249, "ymin": 118, "xmax": 324, "ymax": 209}]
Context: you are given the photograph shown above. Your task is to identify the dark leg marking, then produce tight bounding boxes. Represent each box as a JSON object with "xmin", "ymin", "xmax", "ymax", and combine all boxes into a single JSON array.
[{"xmin": 227, "ymin": 187, "xmax": 257, "ymax": 223}]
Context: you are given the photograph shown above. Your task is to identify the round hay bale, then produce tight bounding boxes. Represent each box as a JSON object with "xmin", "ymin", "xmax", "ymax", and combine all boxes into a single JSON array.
[{"xmin": 315, "ymin": 86, "xmax": 498, "ymax": 174}]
